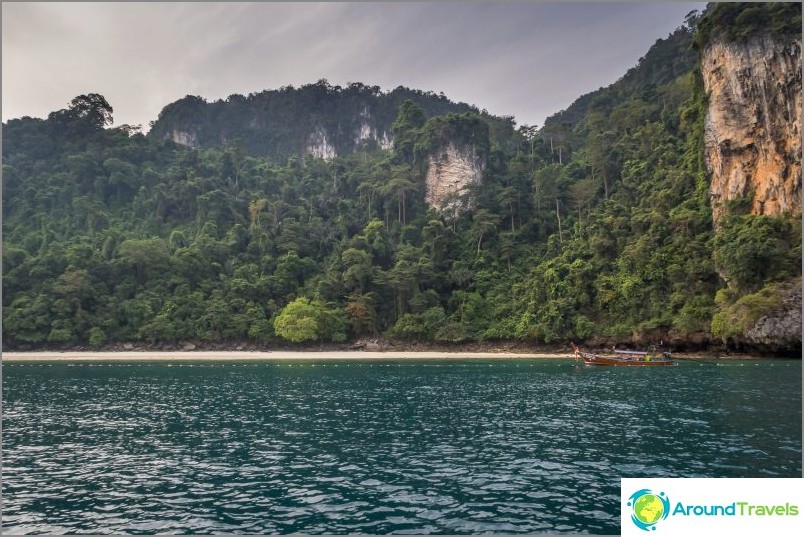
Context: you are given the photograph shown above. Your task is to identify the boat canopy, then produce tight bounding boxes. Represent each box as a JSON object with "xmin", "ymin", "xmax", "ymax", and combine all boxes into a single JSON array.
[{"xmin": 613, "ymin": 349, "xmax": 648, "ymax": 356}]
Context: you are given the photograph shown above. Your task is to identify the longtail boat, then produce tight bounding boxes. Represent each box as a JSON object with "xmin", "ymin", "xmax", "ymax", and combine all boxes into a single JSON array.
[{"xmin": 570, "ymin": 342, "xmax": 676, "ymax": 367}]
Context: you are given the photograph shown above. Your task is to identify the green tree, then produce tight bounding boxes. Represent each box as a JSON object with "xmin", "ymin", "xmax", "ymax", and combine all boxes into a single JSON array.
[
  {"xmin": 470, "ymin": 209, "xmax": 499, "ymax": 254},
  {"xmin": 118, "ymin": 237, "xmax": 170, "ymax": 285},
  {"xmin": 49, "ymin": 93, "xmax": 114, "ymax": 133},
  {"xmin": 713, "ymin": 214, "xmax": 800, "ymax": 293},
  {"xmin": 273, "ymin": 297, "xmax": 348, "ymax": 342},
  {"xmin": 274, "ymin": 298, "xmax": 320, "ymax": 342},
  {"xmin": 392, "ymin": 100, "xmax": 426, "ymax": 162}
]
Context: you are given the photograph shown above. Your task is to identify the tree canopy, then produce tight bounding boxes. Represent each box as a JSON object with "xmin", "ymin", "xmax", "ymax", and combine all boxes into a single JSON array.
[{"xmin": 3, "ymin": 3, "xmax": 800, "ymax": 352}]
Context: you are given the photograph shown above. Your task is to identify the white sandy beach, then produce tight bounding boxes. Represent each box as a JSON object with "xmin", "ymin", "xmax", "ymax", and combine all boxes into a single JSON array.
[{"xmin": 1, "ymin": 350, "xmax": 572, "ymax": 361}]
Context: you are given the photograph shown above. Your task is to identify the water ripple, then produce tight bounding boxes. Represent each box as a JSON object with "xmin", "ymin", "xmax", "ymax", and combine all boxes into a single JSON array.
[{"xmin": 2, "ymin": 359, "xmax": 801, "ymax": 534}]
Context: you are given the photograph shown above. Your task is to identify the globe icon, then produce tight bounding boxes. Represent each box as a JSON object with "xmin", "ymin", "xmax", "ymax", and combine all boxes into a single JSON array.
[{"xmin": 633, "ymin": 493, "xmax": 664, "ymax": 525}]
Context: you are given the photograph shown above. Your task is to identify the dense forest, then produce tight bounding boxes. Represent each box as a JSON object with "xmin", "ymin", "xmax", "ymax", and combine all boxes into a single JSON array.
[
  {"xmin": 3, "ymin": 3, "xmax": 801, "ymax": 352},
  {"xmin": 147, "ymin": 83, "xmax": 488, "ymax": 161}
]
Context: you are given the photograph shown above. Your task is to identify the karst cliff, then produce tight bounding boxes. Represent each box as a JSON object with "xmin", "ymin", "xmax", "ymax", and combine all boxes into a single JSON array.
[
  {"xmin": 702, "ymin": 34, "xmax": 802, "ymax": 222},
  {"xmin": 425, "ymin": 144, "xmax": 484, "ymax": 212}
]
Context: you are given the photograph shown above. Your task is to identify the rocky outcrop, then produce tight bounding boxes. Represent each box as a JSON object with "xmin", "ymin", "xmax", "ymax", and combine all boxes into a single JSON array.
[
  {"xmin": 702, "ymin": 35, "xmax": 802, "ymax": 222},
  {"xmin": 170, "ymin": 129, "xmax": 199, "ymax": 149},
  {"xmin": 354, "ymin": 107, "xmax": 393, "ymax": 150},
  {"xmin": 305, "ymin": 126, "xmax": 337, "ymax": 160},
  {"xmin": 304, "ymin": 116, "xmax": 392, "ymax": 161},
  {"xmin": 743, "ymin": 280, "xmax": 802, "ymax": 352},
  {"xmin": 745, "ymin": 287, "xmax": 801, "ymax": 352},
  {"xmin": 425, "ymin": 144, "xmax": 484, "ymax": 212},
  {"xmin": 354, "ymin": 120, "xmax": 392, "ymax": 150},
  {"xmin": 147, "ymin": 83, "xmax": 483, "ymax": 162}
]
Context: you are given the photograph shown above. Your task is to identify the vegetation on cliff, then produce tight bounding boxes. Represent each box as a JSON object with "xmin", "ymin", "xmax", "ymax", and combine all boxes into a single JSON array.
[
  {"xmin": 693, "ymin": 1, "xmax": 801, "ymax": 48},
  {"xmin": 147, "ymin": 81, "xmax": 481, "ymax": 161}
]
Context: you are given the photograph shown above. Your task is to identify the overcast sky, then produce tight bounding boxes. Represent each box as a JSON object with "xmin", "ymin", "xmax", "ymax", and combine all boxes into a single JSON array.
[{"xmin": 2, "ymin": 2, "xmax": 705, "ymax": 131}]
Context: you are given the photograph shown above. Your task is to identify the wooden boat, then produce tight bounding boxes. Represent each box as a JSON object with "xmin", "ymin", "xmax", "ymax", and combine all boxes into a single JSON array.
[{"xmin": 570, "ymin": 342, "xmax": 676, "ymax": 367}]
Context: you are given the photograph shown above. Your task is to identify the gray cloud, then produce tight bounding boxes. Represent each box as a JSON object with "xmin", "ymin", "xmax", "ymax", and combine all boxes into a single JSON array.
[{"xmin": 2, "ymin": 2, "xmax": 705, "ymax": 130}]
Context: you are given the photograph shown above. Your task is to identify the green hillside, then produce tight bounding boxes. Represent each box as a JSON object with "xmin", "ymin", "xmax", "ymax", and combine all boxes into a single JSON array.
[
  {"xmin": 147, "ymin": 82, "xmax": 483, "ymax": 161},
  {"xmin": 3, "ymin": 3, "xmax": 800, "ymax": 352}
]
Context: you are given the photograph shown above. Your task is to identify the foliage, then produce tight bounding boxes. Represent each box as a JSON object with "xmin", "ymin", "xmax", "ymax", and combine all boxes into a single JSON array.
[
  {"xmin": 274, "ymin": 298, "xmax": 321, "ymax": 342},
  {"xmin": 148, "ymin": 80, "xmax": 480, "ymax": 162},
  {"xmin": 545, "ymin": 21, "xmax": 697, "ymax": 129},
  {"xmin": 418, "ymin": 113, "xmax": 491, "ymax": 162},
  {"xmin": 713, "ymin": 213, "xmax": 801, "ymax": 294},
  {"xmin": 694, "ymin": 2, "xmax": 802, "ymax": 49},
  {"xmin": 2, "ymin": 4, "xmax": 800, "ymax": 349},
  {"xmin": 711, "ymin": 280, "xmax": 798, "ymax": 340},
  {"xmin": 273, "ymin": 297, "xmax": 348, "ymax": 343},
  {"xmin": 48, "ymin": 94, "xmax": 114, "ymax": 133}
]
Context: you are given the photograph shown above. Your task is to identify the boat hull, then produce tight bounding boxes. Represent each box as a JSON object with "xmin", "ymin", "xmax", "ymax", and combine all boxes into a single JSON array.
[
  {"xmin": 580, "ymin": 354, "xmax": 676, "ymax": 366},
  {"xmin": 575, "ymin": 349, "xmax": 676, "ymax": 367}
]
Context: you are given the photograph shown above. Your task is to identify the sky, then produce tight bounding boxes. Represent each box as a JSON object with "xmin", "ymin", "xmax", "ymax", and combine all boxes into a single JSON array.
[{"xmin": 2, "ymin": 2, "xmax": 706, "ymax": 131}]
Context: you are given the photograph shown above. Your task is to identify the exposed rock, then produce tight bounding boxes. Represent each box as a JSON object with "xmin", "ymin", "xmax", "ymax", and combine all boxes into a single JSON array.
[
  {"xmin": 425, "ymin": 143, "xmax": 484, "ymax": 212},
  {"xmin": 702, "ymin": 35, "xmax": 802, "ymax": 222},
  {"xmin": 351, "ymin": 339, "xmax": 383, "ymax": 351},
  {"xmin": 305, "ymin": 126, "xmax": 337, "ymax": 160},
  {"xmin": 181, "ymin": 342, "xmax": 196, "ymax": 351},
  {"xmin": 170, "ymin": 129, "xmax": 200, "ymax": 149},
  {"xmin": 354, "ymin": 108, "xmax": 394, "ymax": 150},
  {"xmin": 744, "ymin": 281, "xmax": 802, "ymax": 352}
]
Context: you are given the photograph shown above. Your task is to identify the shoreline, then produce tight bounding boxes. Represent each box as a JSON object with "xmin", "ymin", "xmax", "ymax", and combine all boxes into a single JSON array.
[
  {"xmin": 1, "ymin": 350, "xmax": 794, "ymax": 361},
  {"xmin": 2, "ymin": 350, "xmax": 571, "ymax": 361}
]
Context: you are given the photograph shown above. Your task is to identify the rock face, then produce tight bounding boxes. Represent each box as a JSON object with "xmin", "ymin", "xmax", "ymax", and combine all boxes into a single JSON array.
[
  {"xmin": 302, "ymin": 122, "xmax": 391, "ymax": 161},
  {"xmin": 168, "ymin": 120, "xmax": 391, "ymax": 161},
  {"xmin": 305, "ymin": 126, "xmax": 337, "ymax": 160},
  {"xmin": 354, "ymin": 107, "xmax": 393, "ymax": 151},
  {"xmin": 171, "ymin": 129, "xmax": 199, "ymax": 149},
  {"xmin": 701, "ymin": 35, "xmax": 802, "ymax": 222},
  {"xmin": 744, "ymin": 280, "xmax": 802, "ymax": 353},
  {"xmin": 147, "ymin": 83, "xmax": 485, "ymax": 162},
  {"xmin": 354, "ymin": 120, "xmax": 392, "ymax": 150},
  {"xmin": 425, "ymin": 144, "xmax": 484, "ymax": 212}
]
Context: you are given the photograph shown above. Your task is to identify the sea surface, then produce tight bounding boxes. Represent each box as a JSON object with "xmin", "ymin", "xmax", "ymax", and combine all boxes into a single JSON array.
[{"xmin": 2, "ymin": 358, "xmax": 801, "ymax": 534}]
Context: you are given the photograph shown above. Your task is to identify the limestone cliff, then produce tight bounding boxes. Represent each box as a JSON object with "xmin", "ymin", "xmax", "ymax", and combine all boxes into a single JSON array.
[
  {"xmin": 425, "ymin": 144, "xmax": 484, "ymax": 212},
  {"xmin": 147, "ymin": 83, "xmax": 479, "ymax": 162},
  {"xmin": 170, "ymin": 128, "xmax": 199, "ymax": 149},
  {"xmin": 702, "ymin": 35, "xmax": 802, "ymax": 222},
  {"xmin": 354, "ymin": 120, "xmax": 393, "ymax": 151},
  {"xmin": 304, "ymin": 120, "xmax": 392, "ymax": 161},
  {"xmin": 168, "ymin": 120, "xmax": 391, "ymax": 161},
  {"xmin": 305, "ymin": 126, "xmax": 337, "ymax": 160}
]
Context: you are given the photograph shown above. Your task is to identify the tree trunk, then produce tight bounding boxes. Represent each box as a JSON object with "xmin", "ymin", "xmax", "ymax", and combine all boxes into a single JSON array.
[
  {"xmin": 578, "ymin": 206, "xmax": 582, "ymax": 232},
  {"xmin": 556, "ymin": 198, "xmax": 563, "ymax": 243},
  {"xmin": 510, "ymin": 203, "xmax": 515, "ymax": 235}
]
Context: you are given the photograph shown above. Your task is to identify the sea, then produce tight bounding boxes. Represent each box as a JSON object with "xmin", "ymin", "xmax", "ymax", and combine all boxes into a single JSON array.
[{"xmin": 2, "ymin": 358, "xmax": 801, "ymax": 534}]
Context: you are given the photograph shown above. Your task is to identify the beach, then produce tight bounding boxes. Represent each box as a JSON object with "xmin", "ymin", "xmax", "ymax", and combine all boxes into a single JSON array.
[{"xmin": 1, "ymin": 350, "xmax": 573, "ymax": 361}]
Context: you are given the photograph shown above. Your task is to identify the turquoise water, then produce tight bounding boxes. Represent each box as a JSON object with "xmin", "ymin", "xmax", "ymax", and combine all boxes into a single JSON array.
[{"xmin": 2, "ymin": 358, "xmax": 801, "ymax": 534}]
